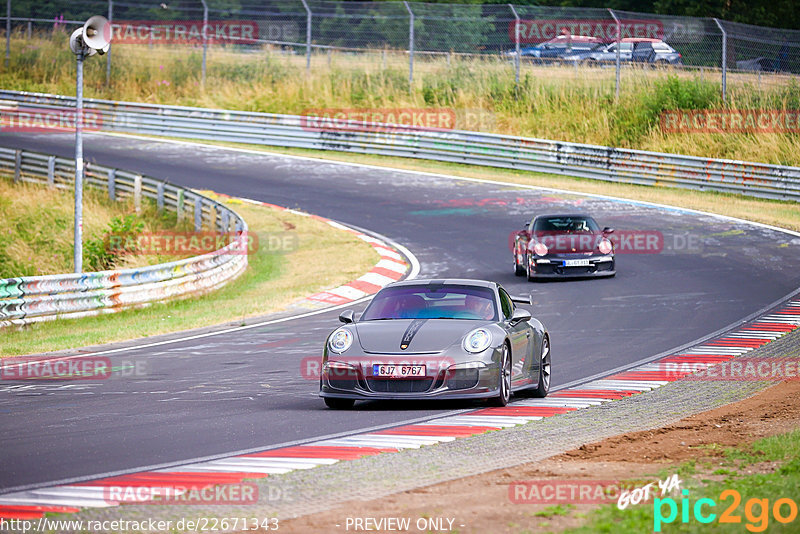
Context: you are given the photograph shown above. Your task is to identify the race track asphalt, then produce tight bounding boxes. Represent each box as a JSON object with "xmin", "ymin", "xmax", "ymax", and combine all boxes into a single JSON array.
[{"xmin": 1, "ymin": 133, "xmax": 798, "ymax": 492}]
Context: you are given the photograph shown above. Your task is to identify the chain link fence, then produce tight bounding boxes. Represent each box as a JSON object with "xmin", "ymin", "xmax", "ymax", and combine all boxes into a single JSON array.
[{"xmin": 2, "ymin": 0, "xmax": 799, "ymax": 101}]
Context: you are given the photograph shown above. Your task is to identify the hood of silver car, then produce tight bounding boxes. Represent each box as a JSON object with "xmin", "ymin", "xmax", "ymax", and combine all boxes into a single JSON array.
[{"xmin": 355, "ymin": 319, "xmax": 487, "ymax": 353}]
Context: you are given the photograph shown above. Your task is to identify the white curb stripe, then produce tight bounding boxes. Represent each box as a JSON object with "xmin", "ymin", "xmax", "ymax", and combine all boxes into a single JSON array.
[
  {"xmin": 327, "ymin": 285, "xmax": 368, "ymax": 300},
  {"xmin": 375, "ymin": 259, "xmax": 409, "ymax": 273},
  {"xmin": 357, "ymin": 271, "xmax": 396, "ymax": 287}
]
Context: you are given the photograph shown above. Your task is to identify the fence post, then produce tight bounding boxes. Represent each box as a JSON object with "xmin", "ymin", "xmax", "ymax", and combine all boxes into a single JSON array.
[
  {"xmin": 47, "ymin": 155, "xmax": 55, "ymax": 187},
  {"xmin": 106, "ymin": 0, "xmax": 112, "ymax": 86},
  {"xmin": 5, "ymin": 0, "xmax": 10, "ymax": 68},
  {"xmin": 508, "ymin": 4, "xmax": 520, "ymax": 87},
  {"xmin": 26, "ymin": 20, "xmax": 30, "ymax": 39},
  {"xmin": 221, "ymin": 210, "xmax": 229, "ymax": 235},
  {"xmin": 200, "ymin": 0, "xmax": 208, "ymax": 86},
  {"xmin": 177, "ymin": 189, "xmax": 185, "ymax": 222},
  {"xmin": 608, "ymin": 9, "xmax": 621, "ymax": 100},
  {"xmin": 107, "ymin": 168, "xmax": 116, "ymax": 200},
  {"xmin": 194, "ymin": 196, "xmax": 202, "ymax": 231},
  {"xmin": 133, "ymin": 174, "xmax": 142, "ymax": 213},
  {"xmin": 13, "ymin": 149, "xmax": 20, "ymax": 183},
  {"xmin": 713, "ymin": 18, "xmax": 727, "ymax": 102},
  {"xmin": 300, "ymin": 0, "xmax": 311, "ymax": 72},
  {"xmin": 403, "ymin": 1, "xmax": 414, "ymax": 90},
  {"xmin": 156, "ymin": 181, "xmax": 164, "ymax": 212}
]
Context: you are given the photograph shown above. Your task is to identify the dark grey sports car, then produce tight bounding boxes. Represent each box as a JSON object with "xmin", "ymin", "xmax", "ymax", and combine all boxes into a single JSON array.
[{"xmin": 319, "ymin": 279, "xmax": 550, "ymax": 409}]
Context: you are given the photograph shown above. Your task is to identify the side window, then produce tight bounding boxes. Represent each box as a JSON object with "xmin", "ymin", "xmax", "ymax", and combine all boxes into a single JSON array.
[{"xmin": 498, "ymin": 289, "xmax": 514, "ymax": 320}]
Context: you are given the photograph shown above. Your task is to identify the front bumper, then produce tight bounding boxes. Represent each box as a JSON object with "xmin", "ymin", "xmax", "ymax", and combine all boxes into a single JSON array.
[
  {"xmin": 529, "ymin": 255, "xmax": 615, "ymax": 278},
  {"xmin": 319, "ymin": 354, "xmax": 502, "ymax": 401}
]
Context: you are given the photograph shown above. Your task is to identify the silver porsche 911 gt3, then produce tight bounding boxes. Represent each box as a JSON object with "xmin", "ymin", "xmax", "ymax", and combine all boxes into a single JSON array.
[{"xmin": 319, "ymin": 279, "xmax": 550, "ymax": 409}]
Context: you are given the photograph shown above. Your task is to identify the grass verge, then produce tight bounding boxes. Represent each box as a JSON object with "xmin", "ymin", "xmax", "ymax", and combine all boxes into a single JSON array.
[
  {"xmin": 0, "ymin": 192, "xmax": 379, "ymax": 357},
  {"xmin": 0, "ymin": 178, "xmax": 191, "ymax": 277},
  {"xmin": 563, "ymin": 428, "xmax": 800, "ymax": 533}
]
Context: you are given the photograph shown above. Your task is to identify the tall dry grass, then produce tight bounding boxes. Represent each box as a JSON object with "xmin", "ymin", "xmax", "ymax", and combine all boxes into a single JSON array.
[
  {"xmin": 0, "ymin": 177, "xmax": 191, "ymax": 278},
  {"xmin": 3, "ymin": 32, "xmax": 800, "ymax": 165}
]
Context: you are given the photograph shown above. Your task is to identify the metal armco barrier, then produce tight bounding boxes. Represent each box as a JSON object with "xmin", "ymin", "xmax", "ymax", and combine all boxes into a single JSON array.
[
  {"xmin": 2, "ymin": 90, "xmax": 800, "ymax": 202},
  {"xmin": 0, "ymin": 146, "xmax": 248, "ymax": 328}
]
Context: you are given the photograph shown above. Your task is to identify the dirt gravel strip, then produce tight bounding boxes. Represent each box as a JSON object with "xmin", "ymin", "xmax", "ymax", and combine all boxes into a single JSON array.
[{"xmin": 17, "ymin": 297, "xmax": 799, "ymax": 533}]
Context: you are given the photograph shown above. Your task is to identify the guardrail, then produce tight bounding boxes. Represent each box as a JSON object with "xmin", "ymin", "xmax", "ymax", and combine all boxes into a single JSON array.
[
  {"xmin": 0, "ymin": 146, "xmax": 248, "ymax": 328},
  {"xmin": 2, "ymin": 90, "xmax": 800, "ymax": 202}
]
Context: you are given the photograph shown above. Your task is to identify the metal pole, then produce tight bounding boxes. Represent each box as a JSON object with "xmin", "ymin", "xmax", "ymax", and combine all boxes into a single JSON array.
[
  {"xmin": 509, "ymin": 4, "xmax": 520, "ymax": 86},
  {"xmin": 5, "ymin": 0, "xmax": 10, "ymax": 68},
  {"xmin": 74, "ymin": 50, "xmax": 85, "ymax": 273},
  {"xmin": 608, "ymin": 9, "xmax": 621, "ymax": 100},
  {"xmin": 713, "ymin": 18, "xmax": 727, "ymax": 102},
  {"xmin": 404, "ymin": 1, "xmax": 414, "ymax": 89},
  {"xmin": 300, "ymin": 0, "xmax": 311, "ymax": 72},
  {"xmin": 106, "ymin": 0, "xmax": 112, "ymax": 85},
  {"xmin": 200, "ymin": 0, "xmax": 208, "ymax": 86}
]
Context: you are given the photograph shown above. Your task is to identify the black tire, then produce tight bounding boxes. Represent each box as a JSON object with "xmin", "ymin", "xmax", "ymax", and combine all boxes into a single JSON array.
[
  {"xmin": 532, "ymin": 336, "xmax": 551, "ymax": 398},
  {"xmin": 490, "ymin": 344, "xmax": 512, "ymax": 407},
  {"xmin": 514, "ymin": 254, "xmax": 526, "ymax": 276},
  {"xmin": 526, "ymin": 255, "xmax": 536, "ymax": 282},
  {"xmin": 514, "ymin": 242, "xmax": 526, "ymax": 276},
  {"xmin": 324, "ymin": 397, "xmax": 355, "ymax": 410}
]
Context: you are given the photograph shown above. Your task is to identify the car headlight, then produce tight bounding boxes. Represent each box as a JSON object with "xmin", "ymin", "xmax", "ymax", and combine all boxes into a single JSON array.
[
  {"xmin": 463, "ymin": 328, "xmax": 492, "ymax": 353},
  {"xmin": 533, "ymin": 242, "xmax": 548, "ymax": 256},
  {"xmin": 598, "ymin": 238, "xmax": 613, "ymax": 255},
  {"xmin": 328, "ymin": 328, "xmax": 353, "ymax": 354}
]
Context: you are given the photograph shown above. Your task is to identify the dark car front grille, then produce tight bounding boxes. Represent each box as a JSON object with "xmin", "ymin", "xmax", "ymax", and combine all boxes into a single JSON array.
[
  {"xmin": 366, "ymin": 378, "xmax": 434, "ymax": 393},
  {"xmin": 556, "ymin": 265, "xmax": 595, "ymax": 275},
  {"xmin": 445, "ymin": 369, "xmax": 479, "ymax": 390}
]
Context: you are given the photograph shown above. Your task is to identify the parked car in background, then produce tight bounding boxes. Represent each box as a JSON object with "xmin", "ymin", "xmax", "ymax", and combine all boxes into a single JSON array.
[
  {"xmin": 561, "ymin": 38, "xmax": 682, "ymax": 66},
  {"xmin": 506, "ymin": 34, "xmax": 604, "ymax": 63},
  {"xmin": 630, "ymin": 39, "xmax": 682, "ymax": 65}
]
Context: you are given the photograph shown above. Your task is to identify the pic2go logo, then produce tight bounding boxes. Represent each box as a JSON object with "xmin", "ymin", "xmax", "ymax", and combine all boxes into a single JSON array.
[{"xmin": 654, "ymin": 489, "xmax": 799, "ymax": 532}]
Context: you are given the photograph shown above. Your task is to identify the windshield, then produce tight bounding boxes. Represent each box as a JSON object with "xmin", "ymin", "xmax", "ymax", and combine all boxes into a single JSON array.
[
  {"xmin": 361, "ymin": 285, "xmax": 498, "ymax": 321},
  {"xmin": 533, "ymin": 216, "xmax": 600, "ymax": 233}
]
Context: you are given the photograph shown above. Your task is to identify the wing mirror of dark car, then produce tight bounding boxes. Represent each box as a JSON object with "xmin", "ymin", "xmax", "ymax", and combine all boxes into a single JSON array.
[
  {"xmin": 339, "ymin": 310, "xmax": 355, "ymax": 324},
  {"xmin": 602, "ymin": 227, "xmax": 614, "ymax": 234},
  {"xmin": 510, "ymin": 308, "xmax": 532, "ymax": 324}
]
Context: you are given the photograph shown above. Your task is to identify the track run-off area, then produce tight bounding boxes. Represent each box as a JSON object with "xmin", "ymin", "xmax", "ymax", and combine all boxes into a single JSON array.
[{"xmin": 1, "ymin": 132, "xmax": 800, "ymax": 495}]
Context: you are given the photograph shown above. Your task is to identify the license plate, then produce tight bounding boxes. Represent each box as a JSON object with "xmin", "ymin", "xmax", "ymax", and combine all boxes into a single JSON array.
[
  {"xmin": 372, "ymin": 364, "xmax": 426, "ymax": 378},
  {"xmin": 563, "ymin": 259, "xmax": 590, "ymax": 267}
]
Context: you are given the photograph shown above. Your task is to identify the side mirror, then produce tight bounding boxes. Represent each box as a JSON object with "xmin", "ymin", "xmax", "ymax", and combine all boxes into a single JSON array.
[
  {"xmin": 602, "ymin": 227, "xmax": 614, "ymax": 234},
  {"xmin": 510, "ymin": 308, "xmax": 532, "ymax": 324},
  {"xmin": 339, "ymin": 310, "xmax": 355, "ymax": 324}
]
